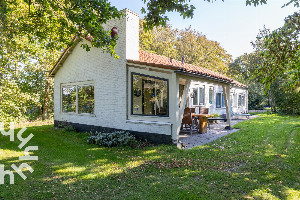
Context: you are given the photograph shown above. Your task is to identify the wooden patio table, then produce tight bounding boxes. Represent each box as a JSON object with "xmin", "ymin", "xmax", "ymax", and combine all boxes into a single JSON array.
[{"xmin": 192, "ymin": 113, "xmax": 214, "ymax": 134}]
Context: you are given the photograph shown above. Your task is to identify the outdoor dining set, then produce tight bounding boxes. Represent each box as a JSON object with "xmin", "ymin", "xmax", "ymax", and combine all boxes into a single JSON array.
[{"xmin": 181, "ymin": 106, "xmax": 214, "ymax": 135}]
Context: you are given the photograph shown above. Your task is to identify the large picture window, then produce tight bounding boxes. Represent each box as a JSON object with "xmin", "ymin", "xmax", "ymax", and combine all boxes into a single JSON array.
[
  {"xmin": 62, "ymin": 82, "xmax": 94, "ymax": 114},
  {"xmin": 132, "ymin": 73, "xmax": 168, "ymax": 116}
]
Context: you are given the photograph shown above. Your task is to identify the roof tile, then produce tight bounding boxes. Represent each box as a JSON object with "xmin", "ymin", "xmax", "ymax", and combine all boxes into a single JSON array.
[{"xmin": 128, "ymin": 50, "xmax": 247, "ymax": 88}]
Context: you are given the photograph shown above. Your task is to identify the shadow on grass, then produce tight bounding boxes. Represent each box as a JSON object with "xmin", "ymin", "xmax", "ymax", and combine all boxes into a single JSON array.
[{"xmin": 0, "ymin": 115, "xmax": 299, "ymax": 199}]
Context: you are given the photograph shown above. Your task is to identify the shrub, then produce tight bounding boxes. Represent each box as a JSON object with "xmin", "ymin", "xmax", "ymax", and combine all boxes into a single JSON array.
[
  {"xmin": 56, "ymin": 121, "xmax": 76, "ymax": 132},
  {"xmin": 211, "ymin": 113, "xmax": 220, "ymax": 118},
  {"xmin": 87, "ymin": 131, "xmax": 138, "ymax": 148}
]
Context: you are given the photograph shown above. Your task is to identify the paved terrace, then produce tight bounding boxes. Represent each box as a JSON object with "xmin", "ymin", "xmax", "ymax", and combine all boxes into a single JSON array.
[{"xmin": 179, "ymin": 115, "xmax": 259, "ymax": 149}]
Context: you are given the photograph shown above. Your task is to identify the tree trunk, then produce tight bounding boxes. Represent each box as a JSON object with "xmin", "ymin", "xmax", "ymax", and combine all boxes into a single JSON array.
[{"xmin": 268, "ymin": 89, "xmax": 276, "ymax": 113}]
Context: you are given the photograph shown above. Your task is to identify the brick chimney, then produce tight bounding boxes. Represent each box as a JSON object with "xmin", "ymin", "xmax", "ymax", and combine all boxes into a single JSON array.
[
  {"xmin": 103, "ymin": 9, "xmax": 139, "ymax": 60},
  {"xmin": 123, "ymin": 9, "xmax": 139, "ymax": 60}
]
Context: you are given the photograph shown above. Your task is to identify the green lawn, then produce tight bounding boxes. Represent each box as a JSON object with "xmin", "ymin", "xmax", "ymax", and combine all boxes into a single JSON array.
[{"xmin": 0, "ymin": 114, "xmax": 299, "ymax": 199}]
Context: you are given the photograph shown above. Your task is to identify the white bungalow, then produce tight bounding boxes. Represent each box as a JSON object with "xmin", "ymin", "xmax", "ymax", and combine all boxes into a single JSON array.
[{"xmin": 49, "ymin": 9, "xmax": 248, "ymax": 144}]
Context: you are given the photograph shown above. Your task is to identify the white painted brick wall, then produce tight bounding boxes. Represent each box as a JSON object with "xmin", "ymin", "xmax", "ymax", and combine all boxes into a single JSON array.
[
  {"xmin": 53, "ymin": 9, "xmax": 172, "ymax": 135},
  {"xmin": 188, "ymin": 81, "xmax": 248, "ymax": 115}
]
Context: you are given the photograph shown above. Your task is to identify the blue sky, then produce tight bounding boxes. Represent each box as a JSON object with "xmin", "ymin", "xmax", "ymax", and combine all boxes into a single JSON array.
[{"xmin": 109, "ymin": 0, "xmax": 298, "ymax": 59}]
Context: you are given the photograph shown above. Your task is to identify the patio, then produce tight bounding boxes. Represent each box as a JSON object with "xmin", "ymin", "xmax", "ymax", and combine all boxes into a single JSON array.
[{"xmin": 179, "ymin": 115, "xmax": 259, "ymax": 149}]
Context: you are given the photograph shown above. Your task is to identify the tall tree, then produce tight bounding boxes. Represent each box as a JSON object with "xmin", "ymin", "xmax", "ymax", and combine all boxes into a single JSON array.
[
  {"xmin": 176, "ymin": 26, "xmax": 232, "ymax": 74},
  {"xmin": 141, "ymin": 0, "xmax": 271, "ymax": 30},
  {"xmin": 228, "ymin": 53, "xmax": 268, "ymax": 110},
  {"xmin": 252, "ymin": 12, "xmax": 300, "ymax": 91},
  {"xmin": 140, "ymin": 23, "xmax": 232, "ymax": 74},
  {"xmin": 139, "ymin": 21, "xmax": 178, "ymax": 59},
  {"xmin": 1, "ymin": 0, "xmax": 286, "ymax": 55},
  {"xmin": 251, "ymin": 7, "xmax": 300, "ymax": 113},
  {"xmin": 1, "ymin": 0, "xmax": 121, "ymax": 56},
  {"xmin": 0, "ymin": 34, "xmax": 60, "ymax": 122}
]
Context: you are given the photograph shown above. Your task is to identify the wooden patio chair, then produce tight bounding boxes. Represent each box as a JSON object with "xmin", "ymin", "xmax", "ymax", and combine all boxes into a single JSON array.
[
  {"xmin": 199, "ymin": 107, "xmax": 209, "ymax": 114},
  {"xmin": 181, "ymin": 107, "xmax": 196, "ymax": 135},
  {"xmin": 190, "ymin": 107, "xmax": 199, "ymax": 130}
]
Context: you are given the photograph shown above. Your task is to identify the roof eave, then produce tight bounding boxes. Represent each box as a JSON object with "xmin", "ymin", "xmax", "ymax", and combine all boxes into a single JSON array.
[
  {"xmin": 127, "ymin": 59, "xmax": 179, "ymax": 71},
  {"xmin": 49, "ymin": 37, "xmax": 81, "ymax": 77},
  {"xmin": 174, "ymin": 70, "xmax": 232, "ymax": 84}
]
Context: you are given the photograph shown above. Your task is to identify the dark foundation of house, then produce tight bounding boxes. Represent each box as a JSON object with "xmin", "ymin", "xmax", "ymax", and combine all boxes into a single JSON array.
[{"xmin": 54, "ymin": 120, "xmax": 172, "ymax": 144}]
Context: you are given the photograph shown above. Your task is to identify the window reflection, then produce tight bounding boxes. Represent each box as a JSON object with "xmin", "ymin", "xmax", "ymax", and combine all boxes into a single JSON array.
[{"xmin": 132, "ymin": 73, "xmax": 168, "ymax": 116}]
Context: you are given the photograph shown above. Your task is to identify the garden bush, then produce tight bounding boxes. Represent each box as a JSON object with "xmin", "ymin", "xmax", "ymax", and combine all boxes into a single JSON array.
[{"xmin": 87, "ymin": 131, "xmax": 138, "ymax": 148}]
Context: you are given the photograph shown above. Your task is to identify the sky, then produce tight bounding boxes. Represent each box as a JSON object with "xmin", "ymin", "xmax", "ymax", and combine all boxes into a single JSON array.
[{"xmin": 109, "ymin": 0, "xmax": 298, "ymax": 59}]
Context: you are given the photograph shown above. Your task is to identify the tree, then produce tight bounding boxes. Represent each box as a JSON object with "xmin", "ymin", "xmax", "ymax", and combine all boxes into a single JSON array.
[
  {"xmin": 0, "ymin": 34, "xmax": 60, "ymax": 122},
  {"xmin": 251, "ymin": 8, "xmax": 300, "ymax": 113},
  {"xmin": 140, "ymin": 22, "xmax": 232, "ymax": 74},
  {"xmin": 0, "ymin": 78, "xmax": 39, "ymax": 124},
  {"xmin": 228, "ymin": 53, "xmax": 268, "ymax": 110},
  {"xmin": 1, "ymin": 0, "xmax": 121, "ymax": 56},
  {"xmin": 176, "ymin": 27, "xmax": 231, "ymax": 74},
  {"xmin": 252, "ymin": 12, "xmax": 300, "ymax": 91},
  {"xmin": 139, "ymin": 21, "xmax": 178, "ymax": 59},
  {"xmin": 1, "ymin": 0, "xmax": 287, "ymax": 56},
  {"xmin": 141, "ymin": 0, "xmax": 271, "ymax": 30}
]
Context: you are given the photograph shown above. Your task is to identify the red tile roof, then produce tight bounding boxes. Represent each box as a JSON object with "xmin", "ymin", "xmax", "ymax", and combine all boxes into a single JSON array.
[
  {"xmin": 127, "ymin": 50, "xmax": 248, "ymax": 88},
  {"xmin": 50, "ymin": 38, "xmax": 247, "ymax": 89},
  {"xmin": 231, "ymin": 79, "xmax": 248, "ymax": 88}
]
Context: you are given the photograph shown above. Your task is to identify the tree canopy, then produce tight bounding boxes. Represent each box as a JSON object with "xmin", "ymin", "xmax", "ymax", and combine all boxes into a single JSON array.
[
  {"xmin": 141, "ymin": 0, "xmax": 271, "ymax": 30},
  {"xmin": 140, "ymin": 22, "xmax": 232, "ymax": 74},
  {"xmin": 1, "ymin": 0, "xmax": 286, "ymax": 55},
  {"xmin": 228, "ymin": 53, "xmax": 267, "ymax": 110},
  {"xmin": 229, "ymin": 3, "xmax": 300, "ymax": 114},
  {"xmin": 252, "ymin": 11, "xmax": 300, "ymax": 91},
  {"xmin": 1, "ymin": 0, "xmax": 299, "ymax": 122}
]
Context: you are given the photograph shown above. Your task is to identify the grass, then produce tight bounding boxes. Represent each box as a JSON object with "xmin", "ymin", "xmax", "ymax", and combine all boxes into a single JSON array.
[{"xmin": 0, "ymin": 114, "xmax": 299, "ymax": 199}]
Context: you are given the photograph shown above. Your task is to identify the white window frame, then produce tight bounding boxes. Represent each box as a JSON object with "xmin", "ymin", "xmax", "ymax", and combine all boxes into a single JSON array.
[
  {"xmin": 61, "ymin": 81, "xmax": 95, "ymax": 116},
  {"xmin": 199, "ymin": 86, "xmax": 205, "ymax": 106},
  {"xmin": 209, "ymin": 86, "xmax": 214, "ymax": 105},
  {"xmin": 216, "ymin": 92, "xmax": 226, "ymax": 108},
  {"xmin": 238, "ymin": 93, "xmax": 246, "ymax": 107},
  {"xmin": 192, "ymin": 88, "xmax": 198, "ymax": 106},
  {"xmin": 192, "ymin": 86, "xmax": 205, "ymax": 106}
]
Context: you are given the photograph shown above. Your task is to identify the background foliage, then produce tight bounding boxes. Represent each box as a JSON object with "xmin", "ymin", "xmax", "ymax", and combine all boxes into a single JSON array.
[
  {"xmin": 140, "ymin": 22, "xmax": 232, "ymax": 74},
  {"xmin": 1, "ymin": 0, "xmax": 299, "ymax": 124}
]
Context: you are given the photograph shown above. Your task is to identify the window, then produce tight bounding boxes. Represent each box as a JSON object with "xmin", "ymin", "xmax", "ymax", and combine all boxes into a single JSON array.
[
  {"xmin": 221, "ymin": 94, "xmax": 225, "ymax": 107},
  {"xmin": 192, "ymin": 86, "xmax": 205, "ymax": 105},
  {"xmin": 238, "ymin": 94, "xmax": 245, "ymax": 107},
  {"xmin": 78, "ymin": 85, "xmax": 94, "ymax": 114},
  {"xmin": 199, "ymin": 87, "xmax": 205, "ymax": 105},
  {"xmin": 209, "ymin": 87, "xmax": 214, "ymax": 104},
  {"xmin": 231, "ymin": 94, "xmax": 235, "ymax": 107},
  {"xmin": 132, "ymin": 73, "xmax": 168, "ymax": 116},
  {"xmin": 62, "ymin": 86, "xmax": 76, "ymax": 113},
  {"xmin": 242, "ymin": 95, "xmax": 245, "ymax": 106},
  {"xmin": 61, "ymin": 82, "xmax": 94, "ymax": 114},
  {"xmin": 216, "ymin": 93, "xmax": 225, "ymax": 108},
  {"xmin": 216, "ymin": 93, "xmax": 221, "ymax": 108},
  {"xmin": 192, "ymin": 88, "xmax": 198, "ymax": 106}
]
